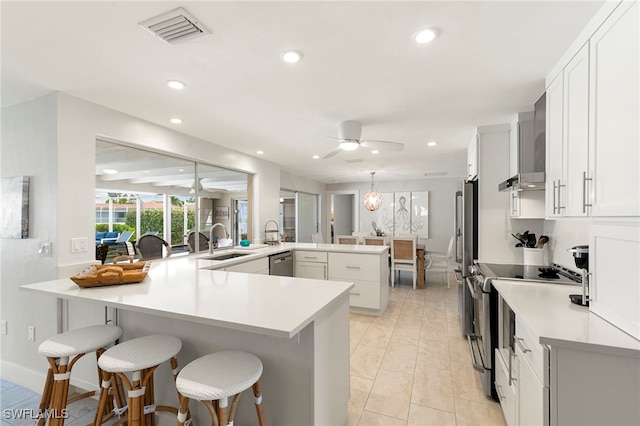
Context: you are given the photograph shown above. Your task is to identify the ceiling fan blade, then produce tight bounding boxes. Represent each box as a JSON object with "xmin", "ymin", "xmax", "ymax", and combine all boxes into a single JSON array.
[
  {"xmin": 360, "ymin": 140, "xmax": 404, "ymax": 151},
  {"xmin": 322, "ymin": 147, "xmax": 343, "ymax": 159}
]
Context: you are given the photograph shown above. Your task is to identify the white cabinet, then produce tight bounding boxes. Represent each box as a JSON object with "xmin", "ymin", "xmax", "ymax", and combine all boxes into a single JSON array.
[
  {"xmin": 516, "ymin": 344, "xmax": 545, "ymax": 426},
  {"xmin": 225, "ymin": 257, "xmax": 269, "ymax": 274},
  {"xmin": 545, "ymin": 42, "xmax": 590, "ymax": 217},
  {"xmin": 510, "ymin": 191, "xmax": 545, "ymax": 219},
  {"xmin": 588, "ymin": 0, "xmax": 639, "ymax": 217},
  {"xmin": 295, "ymin": 250, "xmax": 327, "ymax": 279},
  {"xmin": 296, "ymin": 261, "xmax": 327, "ymax": 280},
  {"xmin": 545, "ymin": 73, "xmax": 564, "ymax": 218},
  {"xmin": 495, "ymin": 349, "xmax": 517, "ymax": 426},
  {"xmin": 295, "ymin": 249, "xmax": 389, "ymax": 315},
  {"xmin": 546, "ymin": 0, "xmax": 639, "ymax": 218},
  {"xmin": 328, "ymin": 252, "xmax": 388, "ymax": 315},
  {"xmin": 467, "ymin": 134, "xmax": 478, "ymax": 180},
  {"xmin": 589, "ymin": 221, "xmax": 640, "ymax": 340}
]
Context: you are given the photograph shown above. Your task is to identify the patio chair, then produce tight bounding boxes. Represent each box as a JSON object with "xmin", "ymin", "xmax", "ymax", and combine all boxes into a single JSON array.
[
  {"xmin": 136, "ymin": 234, "xmax": 172, "ymax": 260},
  {"xmin": 187, "ymin": 231, "xmax": 209, "ymax": 253}
]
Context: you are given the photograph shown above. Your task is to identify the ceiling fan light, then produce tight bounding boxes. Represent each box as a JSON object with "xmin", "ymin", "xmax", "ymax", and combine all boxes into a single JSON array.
[
  {"xmin": 340, "ymin": 140, "xmax": 359, "ymax": 151},
  {"xmin": 414, "ymin": 28, "xmax": 437, "ymax": 44}
]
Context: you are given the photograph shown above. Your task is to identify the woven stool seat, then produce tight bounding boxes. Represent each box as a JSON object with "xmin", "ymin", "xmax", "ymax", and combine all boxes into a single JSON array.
[
  {"xmin": 94, "ymin": 334, "xmax": 183, "ymax": 426},
  {"xmin": 98, "ymin": 334, "xmax": 181, "ymax": 373},
  {"xmin": 177, "ymin": 351, "xmax": 263, "ymax": 400},
  {"xmin": 38, "ymin": 324, "xmax": 122, "ymax": 358},
  {"xmin": 36, "ymin": 325, "xmax": 123, "ymax": 426},
  {"xmin": 176, "ymin": 351, "xmax": 267, "ymax": 426}
]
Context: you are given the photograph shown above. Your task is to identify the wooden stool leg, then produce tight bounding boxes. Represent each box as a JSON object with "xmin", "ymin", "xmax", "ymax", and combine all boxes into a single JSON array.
[
  {"xmin": 201, "ymin": 401, "xmax": 220, "ymax": 426},
  {"xmin": 94, "ymin": 369, "xmax": 113, "ymax": 425},
  {"xmin": 127, "ymin": 371, "xmax": 144, "ymax": 426},
  {"xmin": 37, "ymin": 366, "xmax": 55, "ymax": 426},
  {"xmin": 176, "ymin": 395, "xmax": 190, "ymax": 426},
  {"xmin": 143, "ymin": 368, "xmax": 155, "ymax": 426},
  {"xmin": 252, "ymin": 381, "xmax": 267, "ymax": 426},
  {"xmin": 217, "ymin": 397, "xmax": 229, "ymax": 426},
  {"xmin": 48, "ymin": 359, "xmax": 69, "ymax": 426}
]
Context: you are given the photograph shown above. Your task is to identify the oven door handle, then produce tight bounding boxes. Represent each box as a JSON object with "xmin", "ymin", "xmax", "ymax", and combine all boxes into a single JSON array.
[
  {"xmin": 467, "ymin": 277, "xmax": 483, "ymax": 300},
  {"xmin": 467, "ymin": 334, "xmax": 485, "ymax": 372}
]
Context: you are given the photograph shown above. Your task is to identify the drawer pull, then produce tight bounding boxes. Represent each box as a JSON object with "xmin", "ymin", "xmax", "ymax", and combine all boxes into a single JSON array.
[
  {"xmin": 349, "ymin": 292, "xmax": 360, "ymax": 296},
  {"xmin": 303, "ymin": 256, "xmax": 319, "ymax": 260},
  {"xmin": 345, "ymin": 266, "xmax": 361, "ymax": 269},
  {"xmin": 515, "ymin": 336, "xmax": 532, "ymax": 353}
]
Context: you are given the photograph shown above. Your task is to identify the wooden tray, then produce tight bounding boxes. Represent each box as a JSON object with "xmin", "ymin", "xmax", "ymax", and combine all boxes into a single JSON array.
[{"xmin": 71, "ymin": 256, "xmax": 151, "ymax": 288}]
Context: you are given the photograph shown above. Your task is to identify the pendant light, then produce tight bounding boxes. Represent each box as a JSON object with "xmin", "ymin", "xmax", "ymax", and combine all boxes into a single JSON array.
[{"xmin": 363, "ymin": 171, "xmax": 382, "ymax": 211}]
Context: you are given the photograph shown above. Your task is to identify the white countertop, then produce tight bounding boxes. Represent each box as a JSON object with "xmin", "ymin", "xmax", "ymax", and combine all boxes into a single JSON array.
[
  {"xmin": 21, "ymin": 248, "xmax": 356, "ymax": 339},
  {"xmin": 493, "ymin": 279, "xmax": 640, "ymax": 357}
]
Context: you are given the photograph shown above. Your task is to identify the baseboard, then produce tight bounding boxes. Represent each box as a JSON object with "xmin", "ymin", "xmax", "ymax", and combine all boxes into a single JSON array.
[
  {"xmin": 1, "ymin": 360, "xmax": 44, "ymax": 393},
  {"xmin": 1, "ymin": 360, "xmax": 98, "ymax": 395}
]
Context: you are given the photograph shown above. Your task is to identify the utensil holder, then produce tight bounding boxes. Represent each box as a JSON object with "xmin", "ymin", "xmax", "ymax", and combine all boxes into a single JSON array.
[{"xmin": 523, "ymin": 247, "xmax": 546, "ymax": 265}]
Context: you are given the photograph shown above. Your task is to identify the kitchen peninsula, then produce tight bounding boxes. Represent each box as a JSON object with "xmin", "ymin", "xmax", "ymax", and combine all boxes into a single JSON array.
[{"xmin": 20, "ymin": 243, "xmax": 382, "ymax": 425}]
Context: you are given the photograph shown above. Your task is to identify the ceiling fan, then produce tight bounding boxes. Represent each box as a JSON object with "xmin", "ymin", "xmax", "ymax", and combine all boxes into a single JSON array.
[{"xmin": 322, "ymin": 120, "xmax": 404, "ymax": 159}]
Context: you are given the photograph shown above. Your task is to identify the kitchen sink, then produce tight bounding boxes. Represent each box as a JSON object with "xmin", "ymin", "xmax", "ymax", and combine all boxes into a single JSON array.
[{"xmin": 203, "ymin": 252, "xmax": 251, "ymax": 261}]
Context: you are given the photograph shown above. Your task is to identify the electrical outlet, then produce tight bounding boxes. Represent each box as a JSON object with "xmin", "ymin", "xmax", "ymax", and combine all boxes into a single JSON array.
[
  {"xmin": 1, "ymin": 320, "xmax": 7, "ymax": 335},
  {"xmin": 38, "ymin": 240, "xmax": 52, "ymax": 256},
  {"xmin": 28, "ymin": 325, "xmax": 35, "ymax": 341},
  {"xmin": 71, "ymin": 237, "xmax": 88, "ymax": 253}
]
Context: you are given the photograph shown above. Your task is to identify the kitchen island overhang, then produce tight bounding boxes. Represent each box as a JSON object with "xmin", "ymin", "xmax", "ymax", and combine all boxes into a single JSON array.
[{"xmin": 20, "ymin": 256, "xmax": 354, "ymax": 425}]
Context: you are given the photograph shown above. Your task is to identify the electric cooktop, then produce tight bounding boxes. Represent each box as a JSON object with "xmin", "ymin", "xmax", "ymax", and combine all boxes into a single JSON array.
[{"xmin": 478, "ymin": 263, "xmax": 582, "ymax": 285}]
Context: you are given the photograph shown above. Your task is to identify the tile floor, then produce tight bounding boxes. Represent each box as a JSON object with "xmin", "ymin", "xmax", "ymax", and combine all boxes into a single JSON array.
[
  {"xmin": 1, "ymin": 272, "xmax": 506, "ymax": 426},
  {"xmin": 347, "ymin": 272, "xmax": 506, "ymax": 425}
]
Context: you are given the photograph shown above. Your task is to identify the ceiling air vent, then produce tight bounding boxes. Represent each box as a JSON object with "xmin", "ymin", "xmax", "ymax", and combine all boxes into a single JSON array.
[{"xmin": 139, "ymin": 7, "xmax": 210, "ymax": 45}]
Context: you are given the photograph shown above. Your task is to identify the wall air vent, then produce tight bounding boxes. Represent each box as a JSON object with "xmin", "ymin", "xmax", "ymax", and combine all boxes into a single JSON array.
[
  {"xmin": 345, "ymin": 159, "xmax": 365, "ymax": 163},
  {"xmin": 423, "ymin": 171, "xmax": 448, "ymax": 177},
  {"xmin": 139, "ymin": 7, "xmax": 210, "ymax": 45}
]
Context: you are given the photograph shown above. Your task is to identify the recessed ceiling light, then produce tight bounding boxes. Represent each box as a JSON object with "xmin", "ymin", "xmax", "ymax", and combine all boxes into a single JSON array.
[
  {"xmin": 427, "ymin": 141, "xmax": 438, "ymax": 147},
  {"xmin": 312, "ymin": 155, "xmax": 320, "ymax": 159},
  {"xmin": 414, "ymin": 28, "xmax": 437, "ymax": 44},
  {"xmin": 167, "ymin": 80, "xmax": 186, "ymax": 90},
  {"xmin": 371, "ymin": 150, "xmax": 380, "ymax": 154},
  {"xmin": 256, "ymin": 150, "xmax": 264, "ymax": 155},
  {"xmin": 170, "ymin": 118, "xmax": 182, "ymax": 124},
  {"xmin": 282, "ymin": 51, "xmax": 302, "ymax": 63},
  {"xmin": 178, "ymin": 169, "xmax": 185, "ymax": 172},
  {"xmin": 103, "ymin": 169, "xmax": 118, "ymax": 175},
  {"xmin": 144, "ymin": 170, "xmax": 150, "ymax": 173}
]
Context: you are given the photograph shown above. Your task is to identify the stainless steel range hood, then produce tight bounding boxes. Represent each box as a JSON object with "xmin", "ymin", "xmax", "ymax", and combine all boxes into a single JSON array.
[{"xmin": 499, "ymin": 93, "xmax": 546, "ymax": 192}]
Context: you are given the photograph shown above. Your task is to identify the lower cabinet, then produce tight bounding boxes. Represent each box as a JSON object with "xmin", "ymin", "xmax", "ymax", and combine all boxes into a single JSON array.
[
  {"xmin": 495, "ymin": 349, "xmax": 517, "ymax": 426},
  {"xmin": 293, "ymin": 249, "xmax": 388, "ymax": 315},
  {"xmin": 296, "ymin": 261, "xmax": 327, "ymax": 279},
  {"xmin": 328, "ymin": 252, "xmax": 388, "ymax": 315},
  {"xmin": 516, "ymin": 345, "xmax": 545, "ymax": 426},
  {"xmin": 295, "ymin": 250, "xmax": 327, "ymax": 279}
]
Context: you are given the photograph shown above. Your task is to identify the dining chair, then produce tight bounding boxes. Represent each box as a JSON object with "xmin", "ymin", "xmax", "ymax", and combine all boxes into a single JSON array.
[
  {"xmin": 137, "ymin": 234, "xmax": 172, "ymax": 260},
  {"xmin": 391, "ymin": 237, "xmax": 417, "ymax": 289},
  {"xmin": 311, "ymin": 232, "xmax": 324, "ymax": 243},
  {"xmin": 187, "ymin": 231, "xmax": 209, "ymax": 253},
  {"xmin": 425, "ymin": 236, "xmax": 454, "ymax": 288},
  {"xmin": 337, "ymin": 235, "xmax": 358, "ymax": 245},
  {"xmin": 363, "ymin": 236, "xmax": 387, "ymax": 246}
]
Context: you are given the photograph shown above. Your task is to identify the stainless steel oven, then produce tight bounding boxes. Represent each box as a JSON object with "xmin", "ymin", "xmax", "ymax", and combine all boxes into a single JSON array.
[{"xmin": 467, "ymin": 262, "xmax": 581, "ymax": 401}]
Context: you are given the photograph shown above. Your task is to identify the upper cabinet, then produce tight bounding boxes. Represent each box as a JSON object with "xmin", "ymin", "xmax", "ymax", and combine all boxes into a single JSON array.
[
  {"xmin": 588, "ymin": 0, "xmax": 639, "ymax": 217},
  {"xmin": 546, "ymin": 0, "xmax": 639, "ymax": 218}
]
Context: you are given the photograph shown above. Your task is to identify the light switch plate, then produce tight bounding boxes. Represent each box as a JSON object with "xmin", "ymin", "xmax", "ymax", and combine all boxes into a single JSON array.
[{"xmin": 71, "ymin": 237, "xmax": 88, "ymax": 253}]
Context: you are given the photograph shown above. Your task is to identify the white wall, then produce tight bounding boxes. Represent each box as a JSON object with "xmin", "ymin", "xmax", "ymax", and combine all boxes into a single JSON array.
[
  {"xmin": 1, "ymin": 92, "xmax": 284, "ymax": 390},
  {"xmin": 544, "ymin": 218, "xmax": 590, "ymax": 271},
  {"xmin": 327, "ymin": 177, "xmax": 460, "ymax": 253},
  {"xmin": 1, "ymin": 94, "xmax": 61, "ymax": 389}
]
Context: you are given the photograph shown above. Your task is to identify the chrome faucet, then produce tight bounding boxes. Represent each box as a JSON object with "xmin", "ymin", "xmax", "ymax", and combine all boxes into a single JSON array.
[{"xmin": 209, "ymin": 223, "xmax": 229, "ymax": 253}]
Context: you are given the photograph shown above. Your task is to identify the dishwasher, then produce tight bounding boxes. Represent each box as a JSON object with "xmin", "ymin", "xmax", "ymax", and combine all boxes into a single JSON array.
[{"xmin": 269, "ymin": 251, "xmax": 293, "ymax": 276}]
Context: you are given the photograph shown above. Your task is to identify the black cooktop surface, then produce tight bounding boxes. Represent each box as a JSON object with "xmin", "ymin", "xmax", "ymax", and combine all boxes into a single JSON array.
[{"xmin": 478, "ymin": 263, "xmax": 581, "ymax": 285}]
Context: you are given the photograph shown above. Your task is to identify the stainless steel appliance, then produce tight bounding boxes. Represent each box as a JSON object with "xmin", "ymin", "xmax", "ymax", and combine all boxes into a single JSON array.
[
  {"xmin": 498, "ymin": 92, "xmax": 546, "ymax": 191},
  {"xmin": 455, "ymin": 181, "xmax": 477, "ymax": 336},
  {"xmin": 269, "ymin": 251, "xmax": 293, "ymax": 276},
  {"xmin": 467, "ymin": 262, "xmax": 581, "ymax": 400}
]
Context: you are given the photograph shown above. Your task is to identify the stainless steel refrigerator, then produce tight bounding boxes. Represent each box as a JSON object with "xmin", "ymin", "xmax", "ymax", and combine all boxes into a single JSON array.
[{"xmin": 455, "ymin": 180, "xmax": 477, "ymax": 336}]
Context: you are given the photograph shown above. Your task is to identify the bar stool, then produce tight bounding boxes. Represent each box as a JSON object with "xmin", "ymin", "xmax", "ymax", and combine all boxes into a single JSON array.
[
  {"xmin": 176, "ymin": 351, "xmax": 267, "ymax": 426},
  {"xmin": 36, "ymin": 324, "xmax": 123, "ymax": 426},
  {"xmin": 95, "ymin": 334, "xmax": 182, "ymax": 426}
]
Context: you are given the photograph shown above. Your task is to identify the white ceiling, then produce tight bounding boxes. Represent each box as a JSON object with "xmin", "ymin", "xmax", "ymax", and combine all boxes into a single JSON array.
[{"xmin": 1, "ymin": 1, "xmax": 603, "ymax": 184}]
